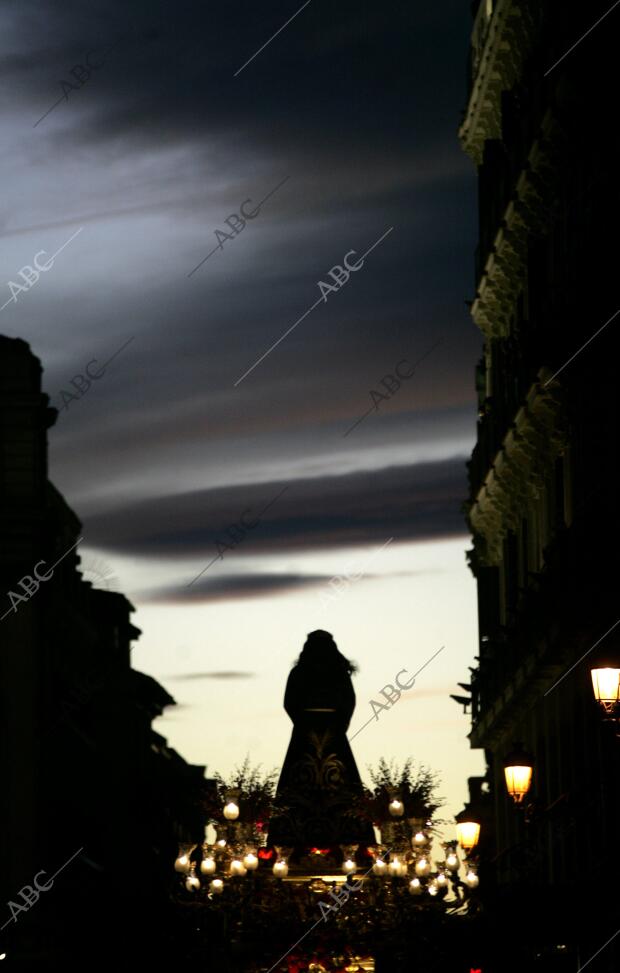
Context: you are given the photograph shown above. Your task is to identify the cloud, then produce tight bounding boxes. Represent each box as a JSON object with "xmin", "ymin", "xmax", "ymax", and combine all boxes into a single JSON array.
[
  {"xmin": 142, "ymin": 572, "xmax": 328, "ymax": 603},
  {"xmin": 163, "ymin": 671, "xmax": 256, "ymax": 681},
  {"xmin": 138, "ymin": 566, "xmax": 434, "ymax": 604},
  {"xmin": 81, "ymin": 456, "xmax": 469, "ymax": 561}
]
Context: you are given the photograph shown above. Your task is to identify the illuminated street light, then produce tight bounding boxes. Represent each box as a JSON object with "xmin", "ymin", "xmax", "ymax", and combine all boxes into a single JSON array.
[{"xmin": 503, "ymin": 746, "xmax": 534, "ymax": 804}]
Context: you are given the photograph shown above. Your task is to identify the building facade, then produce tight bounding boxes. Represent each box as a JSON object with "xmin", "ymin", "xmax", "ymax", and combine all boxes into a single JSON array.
[
  {"xmin": 0, "ymin": 335, "xmax": 205, "ymax": 966},
  {"xmin": 460, "ymin": 1, "xmax": 620, "ymax": 970}
]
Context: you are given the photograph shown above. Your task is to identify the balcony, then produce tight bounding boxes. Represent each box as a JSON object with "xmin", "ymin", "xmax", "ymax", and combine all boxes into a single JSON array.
[
  {"xmin": 459, "ymin": 0, "xmax": 539, "ymax": 164},
  {"xmin": 470, "ymin": 0, "xmax": 495, "ymax": 89}
]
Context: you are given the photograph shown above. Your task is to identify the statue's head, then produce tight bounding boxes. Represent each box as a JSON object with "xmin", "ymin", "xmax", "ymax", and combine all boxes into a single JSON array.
[{"xmin": 296, "ymin": 630, "xmax": 357, "ymax": 674}]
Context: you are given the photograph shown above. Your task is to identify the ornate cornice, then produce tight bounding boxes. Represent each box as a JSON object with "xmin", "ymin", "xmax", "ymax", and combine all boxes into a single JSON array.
[
  {"xmin": 459, "ymin": 0, "xmax": 540, "ymax": 165},
  {"xmin": 468, "ymin": 370, "xmax": 568, "ymax": 566},
  {"xmin": 471, "ymin": 113, "xmax": 566, "ymax": 338}
]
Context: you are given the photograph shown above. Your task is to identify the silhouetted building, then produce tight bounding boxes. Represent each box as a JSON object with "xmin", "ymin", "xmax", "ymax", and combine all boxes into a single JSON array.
[
  {"xmin": 0, "ymin": 335, "xmax": 205, "ymax": 967},
  {"xmin": 460, "ymin": 2, "xmax": 620, "ymax": 971}
]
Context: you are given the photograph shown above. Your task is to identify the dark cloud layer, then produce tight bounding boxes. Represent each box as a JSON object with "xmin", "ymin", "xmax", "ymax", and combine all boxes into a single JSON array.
[
  {"xmin": 1, "ymin": 0, "xmax": 479, "ymax": 599},
  {"xmin": 83, "ymin": 455, "xmax": 468, "ymax": 559},
  {"xmin": 141, "ymin": 566, "xmax": 439, "ymax": 604}
]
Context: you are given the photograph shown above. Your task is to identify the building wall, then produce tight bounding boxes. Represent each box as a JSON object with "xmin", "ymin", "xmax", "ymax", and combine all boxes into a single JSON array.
[
  {"xmin": 0, "ymin": 336, "xmax": 205, "ymax": 965},
  {"xmin": 461, "ymin": 2, "xmax": 620, "ymax": 968}
]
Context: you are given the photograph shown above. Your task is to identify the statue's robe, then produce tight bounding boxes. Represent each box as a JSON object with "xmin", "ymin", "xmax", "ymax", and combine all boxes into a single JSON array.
[{"xmin": 268, "ymin": 662, "xmax": 374, "ymax": 850}]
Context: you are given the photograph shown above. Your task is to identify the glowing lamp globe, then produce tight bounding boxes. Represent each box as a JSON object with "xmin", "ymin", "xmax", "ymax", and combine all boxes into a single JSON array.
[
  {"xmin": 591, "ymin": 667, "xmax": 620, "ymax": 716},
  {"xmin": 200, "ymin": 857, "xmax": 216, "ymax": 876},
  {"xmin": 409, "ymin": 878, "xmax": 422, "ymax": 895},
  {"xmin": 372, "ymin": 858, "xmax": 387, "ymax": 876},
  {"xmin": 243, "ymin": 852, "xmax": 259, "ymax": 871},
  {"xmin": 223, "ymin": 801, "xmax": 240, "ymax": 821},
  {"xmin": 455, "ymin": 806, "xmax": 481, "ymax": 852},
  {"xmin": 388, "ymin": 799, "xmax": 404, "ymax": 818},
  {"xmin": 503, "ymin": 746, "xmax": 534, "ymax": 804},
  {"xmin": 210, "ymin": 879, "xmax": 224, "ymax": 895},
  {"xmin": 174, "ymin": 853, "xmax": 190, "ymax": 875},
  {"xmin": 465, "ymin": 869, "xmax": 479, "ymax": 889},
  {"xmin": 185, "ymin": 871, "xmax": 200, "ymax": 892}
]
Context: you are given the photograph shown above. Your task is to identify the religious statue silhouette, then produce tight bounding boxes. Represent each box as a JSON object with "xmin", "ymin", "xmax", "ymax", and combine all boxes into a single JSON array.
[{"xmin": 268, "ymin": 630, "xmax": 374, "ymax": 852}]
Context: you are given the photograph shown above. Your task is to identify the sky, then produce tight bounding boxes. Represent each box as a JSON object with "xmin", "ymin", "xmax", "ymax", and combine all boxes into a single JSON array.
[{"xmin": 0, "ymin": 0, "xmax": 485, "ymax": 823}]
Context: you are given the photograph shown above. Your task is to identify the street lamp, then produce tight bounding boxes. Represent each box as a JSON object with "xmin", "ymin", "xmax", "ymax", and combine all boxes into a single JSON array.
[
  {"xmin": 455, "ymin": 807, "xmax": 481, "ymax": 852},
  {"xmin": 503, "ymin": 746, "xmax": 534, "ymax": 804},
  {"xmin": 590, "ymin": 665, "xmax": 620, "ymax": 719}
]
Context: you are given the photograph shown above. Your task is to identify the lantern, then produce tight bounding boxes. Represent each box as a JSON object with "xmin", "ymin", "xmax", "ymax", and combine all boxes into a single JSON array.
[
  {"xmin": 409, "ymin": 878, "xmax": 422, "ymax": 895},
  {"xmin": 223, "ymin": 801, "xmax": 240, "ymax": 821},
  {"xmin": 503, "ymin": 746, "xmax": 534, "ymax": 804},
  {"xmin": 455, "ymin": 806, "xmax": 481, "ymax": 852},
  {"xmin": 243, "ymin": 852, "xmax": 259, "ymax": 871},
  {"xmin": 174, "ymin": 853, "xmax": 191, "ymax": 875},
  {"xmin": 591, "ymin": 666, "xmax": 620, "ymax": 717},
  {"xmin": 372, "ymin": 858, "xmax": 387, "ymax": 876},
  {"xmin": 210, "ymin": 878, "xmax": 224, "ymax": 894},
  {"xmin": 273, "ymin": 860, "xmax": 289, "ymax": 878},
  {"xmin": 465, "ymin": 868, "xmax": 479, "ymax": 889},
  {"xmin": 388, "ymin": 799, "xmax": 404, "ymax": 817},
  {"xmin": 174, "ymin": 842, "xmax": 195, "ymax": 874},
  {"xmin": 200, "ymin": 856, "xmax": 216, "ymax": 876},
  {"xmin": 185, "ymin": 865, "xmax": 200, "ymax": 892}
]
